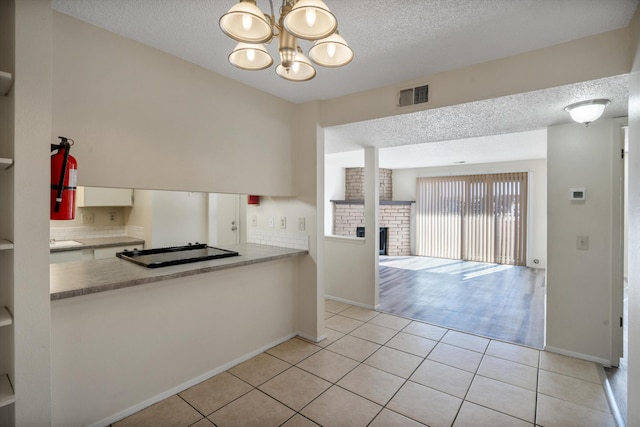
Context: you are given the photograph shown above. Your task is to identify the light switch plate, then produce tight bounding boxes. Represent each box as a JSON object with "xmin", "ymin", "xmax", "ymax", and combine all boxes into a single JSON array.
[
  {"xmin": 577, "ymin": 235, "xmax": 589, "ymax": 250},
  {"xmin": 298, "ymin": 217, "xmax": 305, "ymax": 231},
  {"xmin": 251, "ymin": 216, "xmax": 257, "ymax": 227},
  {"xmin": 81, "ymin": 212, "xmax": 94, "ymax": 224},
  {"xmin": 268, "ymin": 217, "xmax": 274, "ymax": 228}
]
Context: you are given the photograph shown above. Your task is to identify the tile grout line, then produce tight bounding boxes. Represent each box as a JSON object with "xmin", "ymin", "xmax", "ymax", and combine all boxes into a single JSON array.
[
  {"xmin": 386, "ymin": 319, "xmax": 543, "ymax": 425},
  {"xmin": 150, "ymin": 302, "xmax": 610, "ymax": 427},
  {"xmin": 327, "ymin": 309, "xmax": 543, "ymax": 425},
  {"xmin": 340, "ymin": 310, "xmax": 593, "ymax": 424}
]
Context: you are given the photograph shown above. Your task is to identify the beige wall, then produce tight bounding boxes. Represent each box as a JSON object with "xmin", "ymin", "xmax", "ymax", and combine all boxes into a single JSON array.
[
  {"xmin": 319, "ymin": 28, "xmax": 630, "ymax": 128},
  {"xmin": 13, "ymin": 1, "xmax": 53, "ymax": 426},
  {"xmin": 47, "ymin": 9, "xmax": 323, "ymax": 425},
  {"xmin": 325, "ymin": 236, "xmax": 375, "ymax": 307},
  {"xmin": 0, "ymin": 6, "xmax": 15, "ymax": 425},
  {"xmin": 626, "ymin": 6, "xmax": 640, "ymax": 426},
  {"xmin": 547, "ymin": 119, "xmax": 624, "ymax": 365},
  {"xmin": 291, "ymin": 102, "xmax": 323, "ymax": 341},
  {"xmin": 324, "ymin": 148, "xmax": 379, "ymax": 308},
  {"xmin": 51, "ymin": 259, "xmax": 298, "ymax": 427},
  {"xmin": 52, "ymin": 12, "xmax": 295, "ymax": 196}
]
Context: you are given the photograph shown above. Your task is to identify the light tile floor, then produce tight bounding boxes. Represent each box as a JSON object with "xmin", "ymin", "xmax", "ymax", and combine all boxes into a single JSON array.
[{"xmin": 112, "ymin": 299, "xmax": 616, "ymax": 427}]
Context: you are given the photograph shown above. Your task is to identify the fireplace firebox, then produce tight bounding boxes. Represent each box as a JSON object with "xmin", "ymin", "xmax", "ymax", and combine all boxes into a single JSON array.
[{"xmin": 356, "ymin": 227, "xmax": 388, "ymax": 255}]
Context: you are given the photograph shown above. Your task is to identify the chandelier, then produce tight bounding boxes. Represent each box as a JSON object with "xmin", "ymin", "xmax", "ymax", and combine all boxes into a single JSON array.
[{"xmin": 219, "ymin": 0, "xmax": 353, "ymax": 82}]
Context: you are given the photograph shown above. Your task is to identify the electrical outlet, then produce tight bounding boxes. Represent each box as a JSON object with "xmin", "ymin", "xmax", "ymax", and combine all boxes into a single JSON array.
[
  {"xmin": 268, "ymin": 217, "xmax": 274, "ymax": 228},
  {"xmin": 81, "ymin": 212, "xmax": 94, "ymax": 224},
  {"xmin": 298, "ymin": 217, "xmax": 305, "ymax": 231},
  {"xmin": 280, "ymin": 217, "xmax": 286, "ymax": 229},
  {"xmin": 108, "ymin": 211, "xmax": 118, "ymax": 224},
  {"xmin": 251, "ymin": 215, "xmax": 257, "ymax": 227},
  {"xmin": 577, "ymin": 235, "xmax": 589, "ymax": 250}
]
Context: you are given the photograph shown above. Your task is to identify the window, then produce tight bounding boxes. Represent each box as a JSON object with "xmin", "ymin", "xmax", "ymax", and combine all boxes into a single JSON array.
[{"xmin": 416, "ymin": 172, "xmax": 528, "ymax": 266}]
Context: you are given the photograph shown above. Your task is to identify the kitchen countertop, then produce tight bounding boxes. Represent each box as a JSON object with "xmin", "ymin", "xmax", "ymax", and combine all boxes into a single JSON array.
[
  {"xmin": 50, "ymin": 243, "xmax": 307, "ymax": 300},
  {"xmin": 50, "ymin": 236, "xmax": 145, "ymax": 252}
]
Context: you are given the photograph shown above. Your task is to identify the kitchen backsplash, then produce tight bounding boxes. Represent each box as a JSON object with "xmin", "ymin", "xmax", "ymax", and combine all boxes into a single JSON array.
[
  {"xmin": 247, "ymin": 230, "xmax": 309, "ymax": 250},
  {"xmin": 125, "ymin": 225, "xmax": 145, "ymax": 240},
  {"xmin": 50, "ymin": 225, "xmax": 144, "ymax": 241}
]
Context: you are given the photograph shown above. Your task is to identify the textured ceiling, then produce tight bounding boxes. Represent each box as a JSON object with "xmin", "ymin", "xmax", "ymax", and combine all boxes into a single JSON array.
[
  {"xmin": 325, "ymin": 74, "xmax": 629, "ymax": 156},
  {"xmin": 327, "ymin": 128, "xmax": 548, "ymax": 169},
  {"xmin": 51, "ymin": 0, "xmax": 638, "ymax": 162}
]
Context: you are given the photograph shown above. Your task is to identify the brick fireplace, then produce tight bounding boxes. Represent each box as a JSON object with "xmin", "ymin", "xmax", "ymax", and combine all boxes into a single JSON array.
[{"xmin": 332, "ymin": 168, "xmax": 413, "ymax": 256}]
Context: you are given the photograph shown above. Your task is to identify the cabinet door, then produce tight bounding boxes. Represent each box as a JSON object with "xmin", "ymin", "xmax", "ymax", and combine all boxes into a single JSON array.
[
  {"xmin": 77, "ymin": 187, "xmax": 133, "ymax": 207},
  {"xmin": 50, "ymin": 249, "xmax": 94, "ymax": 264}
]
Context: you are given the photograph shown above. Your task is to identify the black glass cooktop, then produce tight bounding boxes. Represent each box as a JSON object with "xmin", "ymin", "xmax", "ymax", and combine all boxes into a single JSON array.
[{"xmin": 116, "ymin": 243, "xmax": 239, "ymax": 268}]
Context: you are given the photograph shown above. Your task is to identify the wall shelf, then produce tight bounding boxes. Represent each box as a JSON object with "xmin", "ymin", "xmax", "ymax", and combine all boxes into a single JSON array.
[
  {"xmin": 0, "ymin": 71, "xmax": 12, "ymax": 96},
  {"xmin": 0, "ymin": 375, "xmax": 14, "ymax": 408},
  {"xmin": 0, "ymin": 240, "xmax": 13, "ymax": 250},
  {"xmin": 0, "ymin": 307, "xmax": 12, "ymax": 328},
  {"xmin": 0, "ymin": 158, "xmax": 12, "ymax": 170}
]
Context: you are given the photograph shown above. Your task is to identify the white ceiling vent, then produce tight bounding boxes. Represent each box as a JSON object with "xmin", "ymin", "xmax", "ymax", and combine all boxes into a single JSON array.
[{"xmin": 398, "ymin": 84, "xmax": 429, "ymax": 107}]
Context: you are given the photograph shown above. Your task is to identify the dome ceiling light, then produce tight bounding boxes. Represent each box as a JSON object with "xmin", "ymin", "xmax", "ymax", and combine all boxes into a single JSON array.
[
  {"xmin": 564, "ymin": 99, "xmax": 611, "ymax": 126},
  {"xmin": 220, "ymin": 0, "xmax": 353, "ymax": 82}
]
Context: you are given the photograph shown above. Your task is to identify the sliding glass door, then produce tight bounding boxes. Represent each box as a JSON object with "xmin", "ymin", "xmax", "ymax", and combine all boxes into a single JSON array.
[{"xmin": 416, "ymin": 172, "xmax": 528, "ymax": 266}]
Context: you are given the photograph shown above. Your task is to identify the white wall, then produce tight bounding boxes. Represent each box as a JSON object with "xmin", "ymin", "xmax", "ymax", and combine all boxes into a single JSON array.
[
  {"xmin": 150, "ymin": 191, "xmax": 208, "ymax": 248},
  {"xmin": 393, "ymin": 159, "xmax": 547, "ymax": 268},
  {"xmin": 546, "ymin": 119, "xmax": 624, "ymax": 365},
  {"xmin": 324, "ymin": 163, "xmax": 345, "ymax": 235},
  {"xmin": 324, "ymin": 150, "xmax": 364, "ymax": 235},
  {"xmin": 125, "ymin": 190, "xmax": 153, "ymax": 247}
]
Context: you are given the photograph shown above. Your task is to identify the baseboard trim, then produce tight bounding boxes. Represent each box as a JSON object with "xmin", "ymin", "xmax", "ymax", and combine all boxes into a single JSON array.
[
  {"xmin": 298, "ymin": 331, "xmax": 327, "ymax": 343},
  {"xmin": 90, "ymin": 332, "xmax": 297, "ymax": 427},
  {"xmin": 325, "ymin": 295, "xmax": 375, "ymax": 310},
  {"xmin": 598, "ymin": 365, "xmax": 626, "ymax": 427},
  {"xmin": 544, "ymin": 346, "xmax": 612, "ymax": 367}
]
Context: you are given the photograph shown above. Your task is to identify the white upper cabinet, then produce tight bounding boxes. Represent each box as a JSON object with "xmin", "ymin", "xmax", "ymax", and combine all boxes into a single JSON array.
[{"xmin": 76, "ymin": 186, "xmax": 133, "ymax": 207}]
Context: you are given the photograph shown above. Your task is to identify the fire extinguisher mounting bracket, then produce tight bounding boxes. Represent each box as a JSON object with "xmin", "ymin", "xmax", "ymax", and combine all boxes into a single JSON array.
[{"xmin": 51, "ymin": 136, "xmax": 74, "ymax": 152}]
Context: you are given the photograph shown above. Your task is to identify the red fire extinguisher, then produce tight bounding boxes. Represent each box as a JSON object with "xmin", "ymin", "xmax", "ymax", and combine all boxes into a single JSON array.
[{"xmin": 50, "ymin": 137, "xmax": 77, "ymax": 220}]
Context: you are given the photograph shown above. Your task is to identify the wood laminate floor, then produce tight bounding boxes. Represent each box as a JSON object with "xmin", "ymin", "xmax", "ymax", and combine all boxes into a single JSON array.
[{"xmin": 378, "ymin": 256, "xmax": 546, "ymax": 349}]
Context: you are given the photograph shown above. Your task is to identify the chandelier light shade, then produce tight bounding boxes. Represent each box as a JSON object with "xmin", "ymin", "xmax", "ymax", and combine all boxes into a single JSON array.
[
  {"xmin": 276, "ymin": 48, "xmax": 316, "ymax": 81},
  {"xmin": 564, "ymin": 99, "xmax": 611, "ymax": 125},
  {"xmin": 219, "ymin": 0, "xmax": 273, "ymax": 44},
  {"xmin": 283, "ymin": 0, "xmax": 337, "ymax": 40},
  {"xmin": 309, "ymin": 32, "xmax": 353, "ymax": 67},
  {"xmin": 219, "ymin": 0, "xmax": 352, "ymax": 82},
  {"xmin": 229, "ymin": 42, "xmax": 273, "ymax": 70}
]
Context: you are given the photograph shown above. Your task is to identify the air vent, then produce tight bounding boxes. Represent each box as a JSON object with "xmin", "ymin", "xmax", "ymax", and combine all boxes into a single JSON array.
[{"xmin": 398, "ymin": 84, "xmax": 429, "ymax": 107}]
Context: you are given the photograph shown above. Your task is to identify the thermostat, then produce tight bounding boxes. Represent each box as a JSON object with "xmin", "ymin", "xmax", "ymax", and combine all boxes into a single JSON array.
[{"xmin": 570, "ymin": 188, "xmax": 586, "ymax": 201}]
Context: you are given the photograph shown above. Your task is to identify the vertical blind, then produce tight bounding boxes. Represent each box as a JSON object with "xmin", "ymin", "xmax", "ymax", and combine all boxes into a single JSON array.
[{"xmin": 415, "ymin": 172, "xmax": 528, "ymax": 266}]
